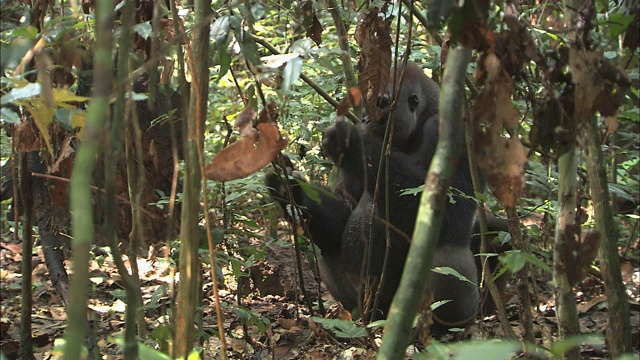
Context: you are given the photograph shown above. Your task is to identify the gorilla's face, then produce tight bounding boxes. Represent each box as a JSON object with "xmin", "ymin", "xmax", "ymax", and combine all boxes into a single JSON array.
[{"xmin": 367, "ymin": 63, "xmax": 440, "ymax": 151}]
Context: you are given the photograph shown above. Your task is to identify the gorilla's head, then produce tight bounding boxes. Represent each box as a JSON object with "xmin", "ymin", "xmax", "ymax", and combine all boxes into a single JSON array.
[{"xmin": 369, "ymin": 63, "xmax": 440, "ymax": 150}]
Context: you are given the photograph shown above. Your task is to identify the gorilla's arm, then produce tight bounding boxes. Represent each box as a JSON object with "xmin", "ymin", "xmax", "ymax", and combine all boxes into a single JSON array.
[{"xmin": 265, "ymin": 172, "xmax": 351, "ymax": 255}]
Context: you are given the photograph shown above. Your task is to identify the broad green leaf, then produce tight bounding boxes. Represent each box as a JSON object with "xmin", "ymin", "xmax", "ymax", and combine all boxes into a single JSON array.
[
  {"xmin": 211, "ymin": 16, "xmax": 231, "ymax": 47},
  {"xmin": 499, "ymin": 250, "xmax": 551, "ymax": 273},
  {"xmin": 282, "ymin": 57, "xmax": 303, "ymax": 94},
  {"xmin": 133, "ymin": 21, "xmax": 152, "ymax": 39},
  {"xmin": 11, "ymin": 25, "xmax": 38, "ymax": 39},
  {"xmin": 366, "ymin": 319, "xmax": 386, "ymax": 328},
  {"xmin": 450, "ymin": 340, "xmax": 521, "ymax": 360},
  {"xmin": 312, "ymin": 317, "xmax": 367, "ymax": 338},
  {"xmin": 606, "ymin": 12, "xmax": 635, "ymax": 38},
  {"xmin": 0, "ymin": 107, "xmax": 20, "ymax": 124},
  {"xmin": 0, "ymin": 82, "xmax": 41, "ymax": 105},
  {"xmin": 150, "ymin": 324, "xmax": 171, "ymax": 341}
]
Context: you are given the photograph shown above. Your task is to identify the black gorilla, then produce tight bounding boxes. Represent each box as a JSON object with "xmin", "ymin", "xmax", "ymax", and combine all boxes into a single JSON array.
[{"xmin": 267, "ymin": 63, "xmax": 488, "ymax": 327}]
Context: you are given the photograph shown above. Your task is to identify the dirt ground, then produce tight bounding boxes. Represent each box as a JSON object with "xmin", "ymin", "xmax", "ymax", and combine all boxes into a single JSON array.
[{"xmin": 1, "ymin": 226, "xmax": 639, "ymax": 359}]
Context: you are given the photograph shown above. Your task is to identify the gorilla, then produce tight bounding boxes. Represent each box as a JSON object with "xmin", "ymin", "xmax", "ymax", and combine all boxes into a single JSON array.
[{"xmin": 267, "ymin": 62, "xmax": 503, "ymax": 329}]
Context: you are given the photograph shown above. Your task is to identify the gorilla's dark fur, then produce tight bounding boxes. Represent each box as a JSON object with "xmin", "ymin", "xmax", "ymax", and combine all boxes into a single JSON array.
[{"xmin": 267, "ymin": 62, "xmax": 505, "ymax": 328}]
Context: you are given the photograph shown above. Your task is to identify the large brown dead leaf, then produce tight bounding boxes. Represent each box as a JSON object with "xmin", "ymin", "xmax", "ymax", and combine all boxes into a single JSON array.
[
  {"xmin": 205, "ymin": 122, "xmax": 287, "ymax": 182},
  {"xmin": 472, "ymin": 53, "xmax": 527, "ymax": 207},
  {"xmin": 570, "ymin": 49, "xmax": 630, "ymax": 124},
  {"xmin": 301, "ymin": 0, "xmax": 323, "ymax": 46},
  {"xmin": 355, "ymin": 9, "xmax": 392, "ymax": 122}
]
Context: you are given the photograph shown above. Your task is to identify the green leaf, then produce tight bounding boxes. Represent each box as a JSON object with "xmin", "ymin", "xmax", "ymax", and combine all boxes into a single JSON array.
[
  {"xmin": 217, "ymin": 47, "xmax": 232, "ymax": 80},
  {"xmin": 400, "ymin": 184, "xmax": 424, "ymax": 196},
  {"xmin": 296, "ymin": 180, "xmax": 322, "ymax": 204},
  {"xmin": 416, "ymin": 339, "xmax": 449, "ymax": 360},
  {"xmin": 51, "ymin": 88, "xmax": 90, "ymax": 104},
  {"xmin": 150, "ymin": 324, "xmax": 171, "ymax": 341},
  {"xmin": 0, "ymin": 82, "xmax": 41, "ymax": 105},
  {"xmin": 551, "ymin": 334, "xmax": 603, "ymax": 357},
  {"xmin": 432, "ymin": 266, "xmax": 476, "ymax": 284},
  {"xmin": 137, "ymin": 343, "xmax": 173, "ymax": 360},
  {"xmin": 51, "ymin": 338, "xmax": 89, "ymax": 356},
  {"xmin": 312, "ymin": 317, "xmax": 367, "ymax": 338},
  {"xmin": 499, "ymin": 250, "xmax": 551, "ymax": 273},
  {"xmin": 11, "ymin": 25, "xmax": 39, "ymax": 39},
  {"xmin": 282, "ymin": 57, "xmax": 303, "ymax": 94},
  {"xmin": 126, "ymin": 92, "xmax": 149, "ymax": 101},
  {"xmin": 186, "ymin": 350, "xmax": 202, "ymax": 360},
  {"xmin": 431, "ymin": 299, "xmax": 452, "ymax": 311},
  {"xmin": 291, "ymin": 38, "xmax": 314, "ymax": 54},
  {"xmin": 211, "ymin": 16, "xmax": 231, "ymax": 47},
  {"xmin": 251, "ymin": 3, "xmax": 265, "ymax": 19},
  {"xmin": 234, "ymin": 29, "xmax": 261, "ymax": 68},
  {"xmin": 133, "ymin": 21, "xmax": 152, "ymax": 39},
  {"xmin": 450, "ymin": 340, "xmax": 521, "ymax": 360},
  {"xmin": 608, "ymin": 183, "xmax": 635, "ymax": 202},
  {"xmin": 366, "ymin": 319, "xmax": 386, "ymax": 329},
  {"xmin": 0, "ymin": 107, "xmax": 20, "ymax": 124},
  {"xmin": 606, "ymin": 12, "xmax": 635, "ymax": 38}
]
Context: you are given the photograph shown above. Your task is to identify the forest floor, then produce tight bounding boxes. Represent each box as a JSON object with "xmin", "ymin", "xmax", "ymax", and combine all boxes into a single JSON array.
[{"xmin": 0, "ymin": 225, "xmax": 639, "ymax": 359}]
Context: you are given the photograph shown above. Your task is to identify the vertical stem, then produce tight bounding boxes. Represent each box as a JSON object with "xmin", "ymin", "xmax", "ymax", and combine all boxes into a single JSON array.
[
  {"xmin": 63, "ymin": 1, "xmax": 114, "ymax": 358},
  {"xmin": 377, "ymin": 46, "xmax": 471, "ymax": 359},
  {"xmin": 506, "ymin": 205, "xmax": 534, "ymax": 347},
  {"xmin": 19, "ymin": 152, "xmax": 33, "ymax": 359},
  {"xmin": 173, "ymin": 0, "xmax": 212, "ymax": 357},
  {"xmin": 553, "ymin": 144, "xmax": 581, "ymax": 360}
]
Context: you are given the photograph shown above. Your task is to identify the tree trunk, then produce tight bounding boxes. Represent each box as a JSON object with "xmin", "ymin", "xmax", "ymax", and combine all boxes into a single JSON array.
[{"xmin": 583, "ymin": 117, "xmax": 632, "ymax": 356}]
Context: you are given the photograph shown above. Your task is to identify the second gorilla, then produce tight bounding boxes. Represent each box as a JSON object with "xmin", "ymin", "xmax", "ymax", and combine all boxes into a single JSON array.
[{"xmin": 267, "ymin": 62, "xmax": 484, "ymax": 328}]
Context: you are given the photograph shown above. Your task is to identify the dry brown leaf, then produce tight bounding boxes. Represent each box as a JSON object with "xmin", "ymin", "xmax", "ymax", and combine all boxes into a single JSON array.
[
  {"xmin": 473, "ymin": 53, "xmax": 527, "ymax": 207},
  {"xmin": 302, "ymin": 0, "xmax": 323, "ymax": 46},
  {"xmin": 355, "ymin": 9, "xmax": 392, "ymax": 122},
  {"xmin": 336, "ymin": 87, "xmax": 363, "ymax": 116},
  {"xmin": 565, "ymin": 227, "xmax": 601, "ymax": 287},
  {"xmin": 15, "ymin": 120, "xmax": 42, "ymax": 152},
  {"xmin": 205, "ymin": 122, "xmax": 288, "ymax": 182}
]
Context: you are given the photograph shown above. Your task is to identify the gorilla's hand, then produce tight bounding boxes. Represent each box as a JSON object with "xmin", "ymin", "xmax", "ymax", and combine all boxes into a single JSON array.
[{"xmin": 321, "ymin": 120, "xmax": 360, "ymax": 164}]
